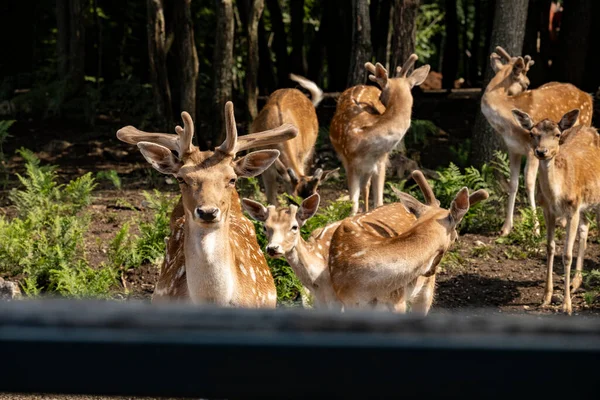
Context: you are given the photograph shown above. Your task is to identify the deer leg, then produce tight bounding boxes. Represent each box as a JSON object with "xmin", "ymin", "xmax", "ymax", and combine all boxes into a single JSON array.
[
  {"xmin": 501, "ymin": 152, "xmax": 522, "ymax": 236},
  {"xmin": 348, "ymin": 168, "xmax": 361, "ymax": 215},
  {"xmin": 562, "ymin": 211, "xmax": 580, "ymax": 315},
  {"xmin": 524, "ymin": 153, "xmax": 540, "ymax": 235},
  {"xmin": 262, "ymin": 165, "xmax": 280, "ymax": 205},
  {"xmin": 542, "ymin": 207, "xmax": 556, "ymax": 307},
  {"xmin": 372, "ymin": 158, "xmax": 387, "ymax": 209},
  {"xmin": 387, "ymin": 288, "xmax": 407, "ymax": 313},
  {"xmin": 572, "ymin": 215, "xmax": 589, "ymax": 292},
  {"xmin": 411, "ymin": 275, "xmax": 436, "ymax": 316},
  {"xmin": 361, "ymin": 174, "xmax": 371, "ymax": 213}
]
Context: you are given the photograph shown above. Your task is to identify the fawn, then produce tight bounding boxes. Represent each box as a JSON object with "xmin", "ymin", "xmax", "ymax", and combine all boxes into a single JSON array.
[
  {"xmin": 117, "ymin": 102, "xmax": 298, "ymax": 306},
  {"xmin": 330, "ymin": 54, "xmax": 430, "ymax": 215},
  {"xmin": 512, "ymin": 108, "xmax": 600, "ymax": 315},
  {"xmin": 481, "ymin": 46, "xmax": 593, "ymax": 236},
  {"xmin": 252, "ymin": 74, "xmax": 337, "ymax": 205}
]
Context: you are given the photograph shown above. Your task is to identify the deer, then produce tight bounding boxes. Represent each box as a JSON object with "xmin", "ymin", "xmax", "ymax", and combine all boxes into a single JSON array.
[
  {"xmin": 512, "ymin": 108, "xmax": 600, "ymax": 315},
  {"xmin": 480, "ymin": 46, "xmax": 593, "ymax": 236},
  {"xmin": 116, "ymin": 102, "xmax": 299, "ymax": 307},
  {"xmin": 329, "ymin": 54, "xmax": 430, "ymax": 215},
  {"xmin": 252, "ymin": 73, "xmax": 337, "ymax": 205},
  {"xmin": 242, "ymin": 193, "xmax": 343, "ymax": 310},
  {"xmin": 328, "ymin": 170, "xmax": 489, "ymax": 313}
]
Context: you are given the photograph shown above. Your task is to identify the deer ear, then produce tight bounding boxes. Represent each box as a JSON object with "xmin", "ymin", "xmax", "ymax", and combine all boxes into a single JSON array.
[
  {"xmin": 490, "ymin": 53, "xmax": 504, "ymax": 73},
  {"xmin": 297, "ymin": 193, "xmax": 320, "ymax": 223},
  {"xmin": 512, "ymin": 109, "xmax": 534, "ymax": 131},
  {"xmin": 390, "ymin": 185, "xmax": 429, "ymax": 217},
  {"xmin": 287, "ymin": 168, "xmax": 300, "ymax": 184},
  {"xmin": 234, "ymin": 150, "xmax": 280, "ymax": 178},
  {"xmin": 512, "ymin": 57, "xmax": 525, "ymax": 77},
  {"xmin": 468, "ymin": 189, "xmax": 489, "ymax": 207},
  {"xmin": 242, "ymin": 198, "xmax": 269, "ymax": 221},
  {"xmin": 450, "ymin": 187, "xmax": 470, "ymax": 223},
  {"xmin": 137, "ymin": 142, "xmax": 182, "ymax": 175},
  {"xmin": 408, "ymin": 65, "xmax": 430, "ymax": 87},
  {"xmin": 321, "ymin": 167, "xmax": 340, "ymax": 182},
  {"xmin": 558, "ymin": 109, "xmax": 580, "ymax": 132}
]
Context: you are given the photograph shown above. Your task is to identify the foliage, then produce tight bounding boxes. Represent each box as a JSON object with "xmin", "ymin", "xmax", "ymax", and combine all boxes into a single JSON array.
[
  {"xmin": 416, "ymin": 3, "xmax": 445, "ymax": 62},
  {"xmin": 404, "ymin": 119, "xmax": 437, "ymax": 150},
  {"xmin": 0, "ymin": 151, "xmax": 116, "ymax": 297},
  {"xmin": 496, "ymin": 208, "xmax": 545, "ymax": 257},
  {"xmin": 0, "ymin": 120, "xmax": 14, "ymax": 187},
  {"xmin": 96, "ymin": 170, "xmax": 122, "ymax": 190}
]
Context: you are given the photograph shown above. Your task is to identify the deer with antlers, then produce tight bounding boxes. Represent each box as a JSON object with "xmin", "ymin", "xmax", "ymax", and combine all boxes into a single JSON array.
[
  {"xmin": 328, "ymin": 171, "xmax": 489, "ymax": 313},
  {"xmin": 512, "ymin": 108, "xmax": 600, "ymax": 315},
  {"xmin": 252, "ymin": 74, "xmax": 337, "ymax": 205},
  {"xmin": 116, "ymin": 102, "xmax": 298, "ymax": 306},
  {"xmin": 481, "ymin": 46, "xmax": 593, "ymax": 236},
  {"xmin": 329, "ymin": 54, "xmax": 430, "ymax": 215}
]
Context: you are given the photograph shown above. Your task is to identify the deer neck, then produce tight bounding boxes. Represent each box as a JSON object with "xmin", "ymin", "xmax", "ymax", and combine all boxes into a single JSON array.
[
  {"xmin": 481, "ymin": 86, "xmax": 520, "ymax": 134},
  {"xmin": 538, "ymin": 157, "xmax": 564, "ymax": 210},
  {"xmin": 374, "ymin": 90, "xmax": 413, "ymax": 137},
  {"xmin": 285, "ymin": 236, "xmax": 327, "ymax": 287},
  {"xmin": 184, "ymin": 211, "xmax": 236, "ymax": 305}
]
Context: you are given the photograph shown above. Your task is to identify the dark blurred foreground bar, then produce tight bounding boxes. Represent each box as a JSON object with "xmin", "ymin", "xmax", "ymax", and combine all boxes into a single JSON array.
[{"xmin": 0, "ymin": 300, "xmax": 599, "ymax": 399}]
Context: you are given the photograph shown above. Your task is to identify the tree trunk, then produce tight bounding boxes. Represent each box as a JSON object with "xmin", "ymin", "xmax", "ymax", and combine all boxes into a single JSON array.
[
  {"xmin": 265, "ymin": 0, "xmax": 288, "ymax": 87},
  {"xmin": 147, "ymin": 0, "xmax": 173, "ymax": 125},
  {"xmin": 370, "ymin": 0, "xmax": 392, "ymax": 65},
  {"xmin": 523, "ymin": 0, "xmax": 551, "ymax": 88},
  {"xmin": 245, "ymin": 0, "xmax": 265, "ymax": 121},
  {"xmin": 390, "ymin": 0, "xmax": 419, "ymax": 70},
  {"xmin": 56, "ymin": 0, "xmax": 69, "ymax": 80},
  {"xmin": 211, "ymin": 0, "xmax": 235, "ymax": 149},
  {"xmin": 469, "ymin": 0, "xmax": 482, "ymax": 85},
  {"xmin": 258, "ymin": 19, "xmax": 277, "ymax": 94},
  {"xmin": 173, "ymin": 0, "xmax": 199, "ymax": 122},
  {"xmin": 68, "ymin": 0, "xmax": 86, "ymax": 90},
  {"xmin": 442, "ymin": 0, "xmax": 458, "ymax": 89},
  {"xmin": 347, "ymin": 0, "xmax": 373, "ymax": 86},
  {"xmin": 307, "ymin": 5, "xmax": 327, "ymax": 84},
  {"xmin": 553, "ymin": 0, "xmax": 593, "ymax": 88},
  {"xmin": 470, "ymin": 0, "xmax": 529, "ymax": 167},
  {"xmin": 324, "ymin": 0, "xmax": 352, "ymax": 91},
  {"xmin": 290, "ymin": 0, "xmax": 306, "ymax": 75}
]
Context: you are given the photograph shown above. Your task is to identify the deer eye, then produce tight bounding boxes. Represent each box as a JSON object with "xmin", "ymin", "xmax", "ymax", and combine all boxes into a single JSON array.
[
  {"xmin": 176, "ymin": 176, "xmax": 186, "ymax": 185},
  {"xmin": 555, "ymin": 133, "xmax": 561, "ymax": 138},
  {"xmin": 291, "ymin": 225, "xmax": 299, "ymax": 232},
  {"xmin": 228, "ymin": 178, "xmax": 237, "ymax": 186}
]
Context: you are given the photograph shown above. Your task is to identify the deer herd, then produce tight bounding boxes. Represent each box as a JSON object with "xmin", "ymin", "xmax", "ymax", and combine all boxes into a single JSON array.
[{"xmin": 117, "ymin": 47, "xmax": 597, "ymax": 316}]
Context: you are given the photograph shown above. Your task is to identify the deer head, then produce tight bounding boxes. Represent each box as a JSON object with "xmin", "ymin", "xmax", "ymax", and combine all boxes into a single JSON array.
[
  {"xmin": 242, "ymin": 194, "xmax": 320, "ymax": 258},
  {"xmin": 117, "ymin": 102, "xmax": 299, "ymax": 227},
  {"xmin": 489, "ymin": 46, "xmax": 535, "ymax": 96},
  {"xmin": 285, "ymin": 167, "xmax": 339, "ymax": 199},
  {"xmin": 512, "ymin": 108, "xmax": 580, "ymax": 160},
  {"xmin": 364, "ymin": 54, "xmax": 430, "ymax": 106}
]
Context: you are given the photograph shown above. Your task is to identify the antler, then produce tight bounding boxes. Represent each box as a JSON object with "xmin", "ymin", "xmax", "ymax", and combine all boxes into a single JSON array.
[
  {"xmin": 469, "ymin": 189, "xmax": 489, "ymax": 206},
  {"xmin": 366, "ymin": 62, "xmax": 389, "ymax": 88},
  {"xmin": 396, "ymin": 54, "xmax": 419, "ymax": 78},
  {"xmin": 217, "ymin": 101, "xmax": 299, "ymax": 156},
  {"xmin": 116, "ymin": 111, "xmax": 195, "ymax": 157},
  {"xmin": 411, "ymin": 170, "xmax": 439, "ymax": 206},
  {"xmin": 523, "ymin": 55, "xmax": 535, "ymax": 73},
  {"xmin": 495, "ymin": 46, "xmax": 513, "ymax": 62}
]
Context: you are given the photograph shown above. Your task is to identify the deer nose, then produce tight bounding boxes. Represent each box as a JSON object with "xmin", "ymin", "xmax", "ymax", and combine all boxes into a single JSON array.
[
  {"xmin": 195, "ymin": 207, "xmax": 219, "ymax": 222},
  {"xmin": 266, "ymin": 244, "xmax": 284, "ymax": 257},
  {"xmin": 535, "ymin": 148, "xmax": 548, "ymax": 158}
]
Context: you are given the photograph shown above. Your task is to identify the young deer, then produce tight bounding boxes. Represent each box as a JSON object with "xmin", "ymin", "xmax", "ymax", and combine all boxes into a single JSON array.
[
  {"xmin": 481, "ymin": 46, "xmax": 593, "ymax": 236},
  {"xmin": 116, "ymin": 102, "xmax": 298, "ymax": 307},
  {"xmin": 243, "ymin": 180, "xmax": 440, "ymax": 312},
  {"xmin": 329, "ymin": 171, "xmax": 489, "ymax": 313},
  {"xmin": 252, "ymin": 74, "xmax": 337, "ymax": 205},
  {"xmin": 242, "ymin": 194, "xmax": 343, "ymax": 310},
  {"xmin": 512, "ymin": 108, "xmax": 600, "ymax": 315},
  {"xmin": 329, "ymin": 55, "xmax": 430, "ymax": 215}
]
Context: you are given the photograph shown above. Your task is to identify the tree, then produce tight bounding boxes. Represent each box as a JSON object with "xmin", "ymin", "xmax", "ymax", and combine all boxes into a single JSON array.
[
  {"xmin": 211, "ymin": 0, "xmax": 235, "ymax": 148},
  {"xmin": 173, "ymin": 0, "xmax": 199, "ymax": 122},
  {"xmin": 323, "ymin": 0, "xmax": 352, "ymax": 91},
  {"xmin": 442, "ymin": 0, "xmax": 458, "ymax": 89},
  {"xmin": 290, "ymin": 0, "xmax": 307, "ymax": 75},
  {"xmin": 244, "ymin": 0, "xmax": 265, "ymax": 120},
  {"xmin": 265, "ymin": 0, "xmax": 289, "ymax": 87},
  {"xmin": 347, "ymin": 0, "xmax": 373, "ymax": 86},
  {"xmin": 56, "ymin": 0, "xmax": 86, "ymax": 92},
  {"xmin": 146, "ymin": 0, "xmax": 173, "ymax": 125},
  {"xmin": 370, "ymin": 0, "xmax": 392, "ymax": 65},
  {"xmin": 470, "ymin": 0, "xmax": 529, "ymax": 167},
  {"xmin": 390, "ymin": 0, "xmax": 419, "ymax": 70}
]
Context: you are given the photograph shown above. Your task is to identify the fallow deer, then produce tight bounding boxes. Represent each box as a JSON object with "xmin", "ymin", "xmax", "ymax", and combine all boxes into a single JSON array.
[
  {"xmin": 116, "ymin": 102, "xmax": 298, "ymax": 307},
  {"xmin": 252, "ymin": 73, "xmax": 337, "ymax": 205},
  {"xmin": 512, "ymin": 108, "xmax": 600, "ymax": 315},
  {"xmin": 329, "ymin": 170, "xmax": 489, "ymax": 313},
  {"xmin": 329, "ymin": 54, "xmax": 430, "ymax": 215},
  {"xmin": 242, "ymin": 194, "xmax": 343, "ymax": 310},
  {"xmin": 481, "ymin": 46, "xmax": 593, "ymax": 236}
]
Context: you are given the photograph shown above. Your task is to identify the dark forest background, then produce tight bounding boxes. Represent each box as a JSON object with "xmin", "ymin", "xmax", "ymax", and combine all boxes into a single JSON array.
[{"xmin": 1, "ymin": 0, "xmax": 599, "ymax": 165}]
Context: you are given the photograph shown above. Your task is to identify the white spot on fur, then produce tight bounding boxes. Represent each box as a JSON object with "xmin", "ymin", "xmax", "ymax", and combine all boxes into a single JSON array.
[
  {"xmin": 250, "ymin": 267, "xmax": 256, "ymax": 282},
  {"xmin": 352, "ymin": 250, "xmax": 366, "ymax": 258}
]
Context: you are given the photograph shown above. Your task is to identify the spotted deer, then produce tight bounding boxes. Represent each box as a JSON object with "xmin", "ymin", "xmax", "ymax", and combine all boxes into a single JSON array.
[
  {"xmin": 116, "ymin": 102, "xmax": 298, "ymax": 307},
  {"xmin": 512, "ymin": 108, "xmax": 600, "ymax": 315},
  {"xmin": 252, "ymin": 74, "xmax": 337, "ymax": 205},
  {"xmin": 329, "ymin": 170, "xmax": 489, "ymax": 313},
  {"xmin": 241, "ymin": 168, "xmax": 433, "ymax": 311},
  {"xmin": 481, "ymin": 46, "xmax": 593, "ymax": 236},
  {"xmin": 242, "ymin": 193, "xmax": 343, "ymax": 310},
  {"xmin": 329, "ymin": 54, "xmax": 430, "ymax": 215}
]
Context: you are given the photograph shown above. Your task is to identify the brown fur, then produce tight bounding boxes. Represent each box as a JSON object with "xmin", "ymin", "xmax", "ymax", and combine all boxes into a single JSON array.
[
  {"xmin": 329, "ymin": 56, "xmax": 430, "ymax": 215},
  {"xmin": 481, "ymin": 46, "xmax": 593, "ymax": 236}
]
